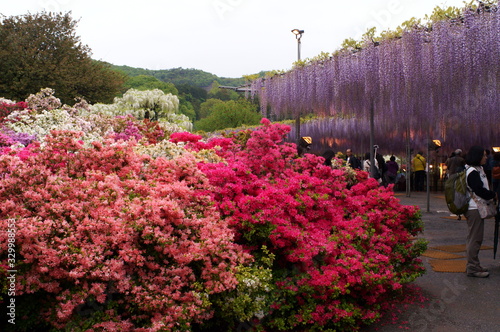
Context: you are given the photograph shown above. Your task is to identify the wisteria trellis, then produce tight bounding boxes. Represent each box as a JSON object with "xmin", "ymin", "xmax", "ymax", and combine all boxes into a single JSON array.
[{"xmin": 250, "ymin": 3, "xmax": 500, "ymax": 156}]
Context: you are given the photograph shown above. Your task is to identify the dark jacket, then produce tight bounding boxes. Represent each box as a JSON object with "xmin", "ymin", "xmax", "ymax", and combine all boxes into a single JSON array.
[
  {"xmin": 467, "ymin": 168, "xmax": 496, "ymax": 201},
  {"xmin": 346, "ymin": 155, "xmax": 361, "ymax": 169}
]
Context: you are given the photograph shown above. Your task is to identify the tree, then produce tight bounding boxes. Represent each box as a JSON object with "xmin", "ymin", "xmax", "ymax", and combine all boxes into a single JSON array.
[
  {"xmin": 122, "ymin": 75, "xmax": 178, "ymax": 95},
  {"xmin": 194, "ymin": 99, "xmax": 262, "ymax": 132},
  {"xmin": 198, "ymin": 98, "xmax": 225, "ymax": 119},
  {"xmin": 208, "ymin": 81, "xmax": 240, "ymax": 101},
  {"xmin": 0, "ymin": 12, "xmax": 125, "ymax": 104},
  {"xmin": 175, "ymin": 83, "xmax": 208, "ymax": 120}
]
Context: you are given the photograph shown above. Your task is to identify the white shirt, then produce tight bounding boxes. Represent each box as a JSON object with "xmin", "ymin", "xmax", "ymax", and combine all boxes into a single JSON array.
[{"xmin": 466, "ymin": 166, "xmax": 489, "ymax": 210}]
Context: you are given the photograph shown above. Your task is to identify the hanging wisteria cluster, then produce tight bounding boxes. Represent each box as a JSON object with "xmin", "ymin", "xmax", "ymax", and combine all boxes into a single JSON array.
[
  {"xmin": 251, "ymin": 3, "xmax": 500, "ymax": 155},
  {"xmin": 287, "ymin": 117, "xmax": 431, "ymax": 156}
]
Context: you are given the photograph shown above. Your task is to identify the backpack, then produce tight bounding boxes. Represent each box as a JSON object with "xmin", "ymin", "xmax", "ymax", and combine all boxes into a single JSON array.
[{"xmin": 444, "ymin": 169, "xmax": 469, "ymax": 215}]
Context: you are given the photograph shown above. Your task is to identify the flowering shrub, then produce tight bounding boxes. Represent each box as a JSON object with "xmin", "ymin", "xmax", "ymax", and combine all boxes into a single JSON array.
[
  {"xmin": 2, "ymin": 89, "xmax": 187, "ymax": 148},
  {"xmin": 91, "ymin": 88, "xmax": 192, "ymax": 131},
  {"xmin": 170, "ymin": 132, "xmax": 235, "ymax": 161},
  {"xmin": 0, "ymin": 126, "xmax": 37, "ymax": 147},
  {"xmin": 25, "ymin": 88, "xmax": 62, "ymax": 111},
  {"xmin": 0, "ymin": 108, "xmax": 426, "ymax": 331},
  {"xmin": 4, "ymin": 108, "xmax": 107, "ymax": 145},
  {"xmin": 0, "ymin": 131, "xmax": 263, "ymax": 331},
  {"xmin": 0, "ymin": 132, "xmax": 15, "ymax": 146},
  {"xmin": 0, "ymin": 100, "xmax": 28, "ymax": 121},
  {"xmin": 178, "ymin": 119, "xmax": 426, "ymax": 331}
]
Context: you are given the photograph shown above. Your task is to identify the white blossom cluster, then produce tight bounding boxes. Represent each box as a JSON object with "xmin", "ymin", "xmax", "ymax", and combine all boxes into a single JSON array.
[
  {"xmin": 0, "ymin": 98, "xmax": 15, "ymax": 105},
  {"xmin": 26, "ymin": 88, "xmax": 62, "ymax": 110},
  {"xmin": 134, "ymin": 139, "xmax": 226, "ymax": 165},
  {"xmin": 5, "ymin": 109, "xmax": 106, "ymax": 146},
  {"xmin": 91, "ymin": 89, "xmax": 192, "ymax": 131},
  {"xmin": 133, "ymin": 139, "xmax": 187, "ymax": 159}
]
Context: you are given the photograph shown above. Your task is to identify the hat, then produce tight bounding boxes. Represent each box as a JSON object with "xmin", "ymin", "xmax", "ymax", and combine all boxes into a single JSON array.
[
  {"xmin": 455, "ymin": 149, "xmax": 462, "ymax": 154},
  {"xmin": 301, "ymin": 137, "xmax": 312, "ymax": 145}
]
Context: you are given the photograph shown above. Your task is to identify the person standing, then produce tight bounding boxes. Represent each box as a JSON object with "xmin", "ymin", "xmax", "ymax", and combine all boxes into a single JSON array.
[
  {"xmin": 322, "ymin": 149, "xmax": 335, "ymax": 167},
  {"xmin": 484, "ymin": 149, "xmax": 493, "ymax": 186},
  {"xmin": 385, "ymin": 156, "xmax": 399, "ymax": 185},
  {"xmin": 464, "ymin": 146, "xmax": 497, "ymax": 278},
  {"xmin": 412, "ymin": 151, "xmax": 426, "ymax": 191},
  {"xmin": 363, "ymin": 152, "xmax": 381, "ymax": 183},
  {"xmin": 445, "ymin": 149, "xmax": 466, "ymax": 177},
  {"xmin": 375, "ymin": 152, "xmax": 387, "ymax": 185},
  {"xmin": 491, "ymin": 152, "xmax": 500, "ymax": 194},
  {"xmin": 345, "ymin": 148, "xmax": 361, "ymax": 170}
]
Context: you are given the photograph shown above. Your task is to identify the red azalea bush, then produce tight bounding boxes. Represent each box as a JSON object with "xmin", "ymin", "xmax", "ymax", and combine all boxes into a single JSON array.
[
  {"xmin": 0, "ymin": 131, "xmax": 251, "ymax": 331},
  {"xmin": 180, "ymin": 119, "xmax": 426, "ymax": 331},
  {"xmin": 0, "ymin": 101, "xmax": 28, "ymax": 122}
]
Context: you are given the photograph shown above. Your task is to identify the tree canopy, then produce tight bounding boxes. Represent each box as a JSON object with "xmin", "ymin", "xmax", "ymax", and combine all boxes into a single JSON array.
[
  {"xmin": 113, "ymin": 65, "xmax": 247, "ymax": 88},
  {"xmin": 0, "ymin": 11, "xmax": 125, "ymax": 104},
  {"xmin": 122, "ymin": 75, "xmax": 178, "ymax": 95},
  {"xmin": 194, "ymin": 99, "xmax": 262, "ymax": 132}
]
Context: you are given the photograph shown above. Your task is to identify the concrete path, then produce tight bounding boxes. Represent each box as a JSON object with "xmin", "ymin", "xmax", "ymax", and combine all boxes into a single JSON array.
[{"xmin": 362, "ymin": 191, "xmax": 500, "ymax": 332}]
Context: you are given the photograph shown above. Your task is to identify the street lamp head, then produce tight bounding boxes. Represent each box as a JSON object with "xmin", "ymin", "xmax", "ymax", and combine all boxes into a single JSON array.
[{"xmin": 291, "ymin": 29, "xmax": 304, "ymax": 39}]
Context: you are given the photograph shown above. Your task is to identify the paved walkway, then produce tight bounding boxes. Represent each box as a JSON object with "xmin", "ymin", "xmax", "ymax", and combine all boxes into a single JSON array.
[{"xmin": 362, "ymin": 191, "xmax": 500, "ymax": 332}]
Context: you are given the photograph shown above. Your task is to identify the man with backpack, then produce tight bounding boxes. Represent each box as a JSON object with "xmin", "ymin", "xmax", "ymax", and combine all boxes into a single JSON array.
[{"xmin": 446, "ymin": 149, "xmax": 466, "ymax": 177}]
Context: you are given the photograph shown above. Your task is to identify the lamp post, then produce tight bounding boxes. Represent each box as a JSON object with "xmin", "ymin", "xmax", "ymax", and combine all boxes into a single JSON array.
[
  {"xmin": 426, "ymin": 139, "xmax": 441, "ymax": 212},
  {"xmin": 291, "ymin": 29, "xmax": 304, "ymax": 145},
  {"xmin": 291, "ymin": 29, "xmax": 304, "ymax": 61}
]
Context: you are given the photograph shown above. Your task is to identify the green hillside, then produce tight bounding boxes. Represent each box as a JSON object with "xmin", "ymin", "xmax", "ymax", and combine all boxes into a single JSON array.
[{"xmin": 111, "ymin": 65, "xmax": 247, "ymax": 89}]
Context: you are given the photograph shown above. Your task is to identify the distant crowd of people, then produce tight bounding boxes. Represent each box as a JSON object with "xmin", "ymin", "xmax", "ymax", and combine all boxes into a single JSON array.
[
  {"xmin": 318, "ymin": 144, "xmax": 500, "ymax": 278},
  {"xmin": 317, "ymin": 146, "xmax": 500, "ymax": 195},
  {"xmin": 321, "ymin": 147, "xmax": 404, "ymax": 189}
]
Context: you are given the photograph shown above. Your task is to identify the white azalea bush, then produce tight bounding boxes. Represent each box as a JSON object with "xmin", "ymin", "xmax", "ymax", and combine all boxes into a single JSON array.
[
  {"xmin": 133, "ymin": 139, "xmax": 225, "ymax": 164},
  {"xmin": 92, "ymin": 88, "xmax": 192, "ymax": 131},
  {"xmin": 25, "ymin": 88, "xmax": 62, "ymax": 111},
  {"xmin": 5, "ymin": 108, "xmax": 106, "ymax": 145}
]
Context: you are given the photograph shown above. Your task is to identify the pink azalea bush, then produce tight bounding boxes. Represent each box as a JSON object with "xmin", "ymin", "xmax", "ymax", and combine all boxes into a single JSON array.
[
  {"xmin": 178, "ymin": 119, "xmax": 426, "ymax": 331},
  {"xmin": 0, "ymin": 131, "xmax": 253, "ymax": 331},
  {"xmin": 111, "ymin": 116, "xmax": 167, "ymax": 144}
]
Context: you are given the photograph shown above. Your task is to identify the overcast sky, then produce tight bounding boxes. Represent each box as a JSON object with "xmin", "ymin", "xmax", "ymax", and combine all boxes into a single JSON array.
[{"xmin": 3, "ymin": 0, "xmax": 468, "ymax": 78}]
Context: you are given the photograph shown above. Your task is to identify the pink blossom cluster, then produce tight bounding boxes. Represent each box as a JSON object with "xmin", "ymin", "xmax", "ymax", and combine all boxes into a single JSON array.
[
  {"xmin": 0, "ymin": 143, "xmax": 38, "ymax": 161},
  {"xmin": 170, "ymin": 131, "xmax": 234, "ymax": 155},
  {"xmin": 0, "ymin": 127, "xmax": 37, "ymax": 147},
  {"xmin": 113, "ymin": 120, "xmax": 143, "ymax": 142},
  {"xmin": 0, "ymin": 132, "xmax": 15, "ymax": 147},
  {"xmin": 177, "ymin": 119, "xmax": 426, "ymax": 330},
  {"xmin": 112, "ymin": 116, "xmax": 167, "ymax": 144},
  {"xmin": 0, "ymin": 131, "xmax": 250, "ymax": 331}
]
